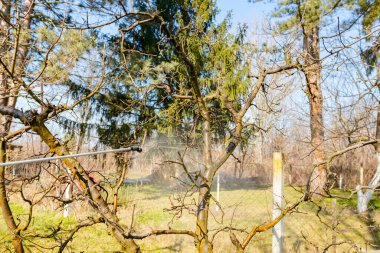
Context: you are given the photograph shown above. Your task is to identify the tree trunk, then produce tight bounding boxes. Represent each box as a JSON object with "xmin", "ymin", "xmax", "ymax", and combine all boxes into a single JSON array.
[
  {"xmin": 303, "ymin": 21, "xmax": 327, "ymax": 196},
  {"xmin": 0, "ymin": 141, "xmax": 24, "ymax": 253},
  {"xmin": 357, "ymin": 153, "xmax": 380, "ymax": 213},
  {"xmin": 0, "ymin": 0, "xmax": 25, "ymax": 241},
  {"xmin": 195, "ymin": 182, "xmax": 213, "ymax": 253},
  {"xmin": 0, "ymin": 0, "xmax": 33, "ymax": 249},
  {"xmin": 357, "ymin": 89, "xmax": 380, "ymax": 213},
  {"xmin": 28, "ymin": 122, "xmax": 140, "ymax": 252}
]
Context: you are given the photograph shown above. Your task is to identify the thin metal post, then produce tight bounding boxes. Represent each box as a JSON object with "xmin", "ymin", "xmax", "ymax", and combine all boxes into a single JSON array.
[
  {"xmin": 273, "ymin": 152, "xmax": 284, "ymax": 253},
  {"xmin": 339, "ymin": 174, "xmax": 343, "ymax": 190},
  {"xmin": 0, "ymin": 146, "xmax": 142, "ymax": 167}
]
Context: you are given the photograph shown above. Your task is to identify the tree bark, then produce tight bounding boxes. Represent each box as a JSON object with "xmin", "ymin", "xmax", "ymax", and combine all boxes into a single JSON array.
[
  {"xmin": 195, "ymin": 181, "xmax": 213, "ymax": 253},
  {"xmin": 193, "ymin": 119, "xmax": 214, "ymax": 252},
  {"xmin": 303, "ymin": 19, "xmax": 327, "ymax": 196},
  {"xmin": 27, "ymin": 121, "xmax": 140, "ymax": 252},
  {"xmin": 0, "ymin": 1, "xmax": 35, "ymax": 249},
  {"xmin": 0, "ymin": 103, "xmax": 142, "ymax": 252},
  {"xmin": 357, "ymin": 77, "xmax": 380, "ymax": 213},
  {"xmin": 0, "ymin": 141, "xmax": 24, "ymax": 253},
  {"xmin": 0, "ymin": 2, "xmax": 26, "ymax": 247},
  {"xmin": 357, "ymin": 150, "xmax": 380, "ymax": 213}
]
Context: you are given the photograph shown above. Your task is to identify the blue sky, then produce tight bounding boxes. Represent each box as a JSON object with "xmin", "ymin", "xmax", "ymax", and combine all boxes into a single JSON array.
[{"xmin": 217, "ymin": 0, "xmax": 274, "ymax": 27}]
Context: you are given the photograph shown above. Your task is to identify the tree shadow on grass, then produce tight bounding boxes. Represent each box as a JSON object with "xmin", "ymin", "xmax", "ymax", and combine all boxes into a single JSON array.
[
  {"xmin": 142, "ymin": 237, "xmax": 185, "ymax": 252},
  {"xmin": 336, "ymin": 195, "xmax": 380, "ymax": 249},
  {"xmin": 363, "ymin": 208, "xmax": 380, "ymax": 250},
  {"xmin": 211, "ymin": 176, "xmax": 271, "ymax": 191}
]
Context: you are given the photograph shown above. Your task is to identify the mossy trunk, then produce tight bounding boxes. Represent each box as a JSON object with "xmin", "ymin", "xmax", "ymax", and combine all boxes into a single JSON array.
[
  {"xmin": 29, "ymin": 123, "xmax": 140, "ymax": 252},
  {"xmin": 195, "ymin": 182, "xmax": 213, "ymax": 253}
]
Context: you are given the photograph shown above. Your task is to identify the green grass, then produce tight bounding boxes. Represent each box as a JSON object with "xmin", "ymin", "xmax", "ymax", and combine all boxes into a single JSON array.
[
  {"xmin": 331, "ymin": 190, "xmax": 380, "ymax": 211},
  {"xmin": 1, "ymin": 185, "xmax": 380, "ymax": 252},
  {"xmin": 136, "ymin": 209, "xmax": 173, "ymax": 226}
]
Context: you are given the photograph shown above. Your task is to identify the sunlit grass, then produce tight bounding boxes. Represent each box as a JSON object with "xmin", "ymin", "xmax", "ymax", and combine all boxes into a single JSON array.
[{"xmin": 1, "ymin": 184, "xmax": 379, "ymax": 252}]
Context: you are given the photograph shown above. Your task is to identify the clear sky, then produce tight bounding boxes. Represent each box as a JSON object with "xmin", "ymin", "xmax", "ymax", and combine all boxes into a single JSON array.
[{"xmin": 216, "ymin": 0, "xmax": 274, "ymax": 28}]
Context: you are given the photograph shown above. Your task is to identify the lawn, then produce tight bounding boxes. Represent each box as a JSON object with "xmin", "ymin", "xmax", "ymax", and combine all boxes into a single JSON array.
[{"xmin": 0, "ymin": 183, "xmax": 379, "ymax": 252}]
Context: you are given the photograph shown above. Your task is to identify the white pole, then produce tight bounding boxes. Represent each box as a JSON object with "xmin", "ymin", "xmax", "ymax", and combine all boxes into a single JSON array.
[
  {"xmin": 216, "ymin": 172, "xmax": 220, "ymax": 211},
  {"xmin": 273, "ymin": 152, "xmax": 284, "ymax": 253},
  {"xmin": 0, "ymin": 146, "xmax": 142, "ymax": 167},
  {"xmin": 339, "ymin": 174, "xmax": 343, "ymax": 190},
  {"xmin": 63, "ymin": 183, "xmax": 70, "ymax": 217}
]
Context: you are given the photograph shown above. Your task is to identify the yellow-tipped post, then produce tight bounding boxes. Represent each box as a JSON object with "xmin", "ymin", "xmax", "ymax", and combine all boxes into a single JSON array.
[{"xmin": 273, "ymin": 152, "xmax": 284, "ymax": 253}]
